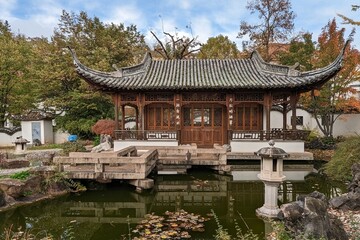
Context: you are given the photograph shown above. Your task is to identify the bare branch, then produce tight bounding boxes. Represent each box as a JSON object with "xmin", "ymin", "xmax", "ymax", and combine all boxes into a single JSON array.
[{"xmin": 150, "ymin": 30, "xmax": 170, "ymax": 59}]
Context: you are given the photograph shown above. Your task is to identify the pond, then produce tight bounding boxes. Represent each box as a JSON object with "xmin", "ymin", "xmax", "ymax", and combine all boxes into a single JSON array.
[{"xmin": 0, "ymin": 168, "xmax": 345, "ymax": 239}]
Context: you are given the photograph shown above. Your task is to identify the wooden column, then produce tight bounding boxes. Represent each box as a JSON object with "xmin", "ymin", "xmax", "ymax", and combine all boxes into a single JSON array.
[
  {"xmin": 282, "ymin": 95, "xmax": 288, "ymax": 130},
  {"xmin": 113, "ymin": 94, "xmax": 120, "ymax": 138},
  {"xmin": 226, "ymin": 94, "xmax": 234, "ymax": 143},
  {"xmin": 282, "ymin": 103, "xmax": 287, "ymax": 130},
  {"xmin": 290, "ymin": 92, "xmax": 298, "ymax": 130},
  {"xmin": 264, "ymin": 92, "xmax": 272, "ymax": 140},
  {"xmin": 137, "ymin": 93, "xmax": 145, "ymax": 139},
  {"xmin": 121, "ymin": 105, "xmax": 125, "ymax": 130},
  {"xmin": 174, "ymin": 93, "xmax": 182, "ymax": 141}
]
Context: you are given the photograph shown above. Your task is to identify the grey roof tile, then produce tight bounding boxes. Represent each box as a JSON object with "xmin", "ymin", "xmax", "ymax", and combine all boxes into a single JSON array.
[{"xmin": 68, "ymin": 41, "xmax": 350, "ymax": 92}]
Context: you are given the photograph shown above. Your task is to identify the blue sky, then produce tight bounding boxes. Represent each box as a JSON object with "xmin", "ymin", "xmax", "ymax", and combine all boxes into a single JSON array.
[{"xmin": 1, "ymin": 0, "xmax": 359, "ymax": 49}]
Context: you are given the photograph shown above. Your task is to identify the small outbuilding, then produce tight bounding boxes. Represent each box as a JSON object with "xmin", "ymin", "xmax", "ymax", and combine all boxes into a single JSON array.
[{"xmin": 15, "ymin": 111, "xmax": 54, "ymax": 145}]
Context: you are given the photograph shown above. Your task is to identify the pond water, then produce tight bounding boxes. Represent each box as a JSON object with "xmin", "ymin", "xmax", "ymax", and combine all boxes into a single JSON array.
[{"xmin": 0, "ymin": 169, "xmax": 345, "ymax": 239}]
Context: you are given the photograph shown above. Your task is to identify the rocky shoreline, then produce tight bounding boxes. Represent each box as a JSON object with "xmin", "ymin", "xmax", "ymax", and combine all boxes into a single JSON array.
[
  {"xmin": 269, "ymin": 163, "xmax": 360, "ymax": 240},
  {"xmin": 0, "ymin": 166, "xmax": 70, "ymax": 212}
]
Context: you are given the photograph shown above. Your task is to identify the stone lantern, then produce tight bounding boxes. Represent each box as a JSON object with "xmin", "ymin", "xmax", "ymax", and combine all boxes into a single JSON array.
[
  {"xmin": 255, "ymin": 140, "xmax": 289, "ymax": 218},
  {"xmin": 13, "ymin": 136, "xmax": 30, "ymax": 154}
]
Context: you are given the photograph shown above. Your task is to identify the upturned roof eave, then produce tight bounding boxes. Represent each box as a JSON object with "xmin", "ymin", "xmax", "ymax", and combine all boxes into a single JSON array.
[{"xmin": 68, "ymin": 38, "xmax": 350, "ymax": 91}]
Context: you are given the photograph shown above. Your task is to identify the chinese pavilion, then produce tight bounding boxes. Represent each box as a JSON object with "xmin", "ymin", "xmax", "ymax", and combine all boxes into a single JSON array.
[{"xmin": 68, "ymin": 41, "xmax": 348, "ymax": 148}]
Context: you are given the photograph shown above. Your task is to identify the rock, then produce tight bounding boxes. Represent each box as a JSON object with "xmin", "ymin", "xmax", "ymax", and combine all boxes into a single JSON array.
[
  {"xmin": 0, "ymin": 179, "xmax": 25, "ymax": 199},
  {"xmin": 279, "ymin": 202, "xmax": 304, "ymax": 221},
  {"xmin": 26, "ymin": 150, "xmax": 58, "ymax": 166},
  {"xmin": 0, "ymin": 175, "xmax": 42, "ymax": 199},
  {"xmin": 279, "ymin": 191, "xmax": 348, "ymax": 240},
  {"xmin": 23, "ymin": 175, "xmax": 42, "ymax": 195},
  {"xmin": 0, "ymin": 158, "xmax": 30, "ymax": 169},
  {"xmin": 331, "ymin": 163, "xmax": 360, "ymax": 211},
  {"xmin": 0, "ymin": 189, "xmax": 5, "ymax": 207},
  {"xmin": 0, "ymin": 152, "xmax": 7, "ymax": 161},
  {"xmin": 330, "ymin": 194, "xmax": 349, "ymax": 209},
  {"xmin": 304, "ymin": 196, "xmax": 328, "ymax": 215}
]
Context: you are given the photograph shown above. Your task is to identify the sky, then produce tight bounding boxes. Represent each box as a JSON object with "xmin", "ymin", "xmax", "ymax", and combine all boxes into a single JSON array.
[{"xmin": 1, "ymin": 0, "xmax": 359, "ymax": 49}]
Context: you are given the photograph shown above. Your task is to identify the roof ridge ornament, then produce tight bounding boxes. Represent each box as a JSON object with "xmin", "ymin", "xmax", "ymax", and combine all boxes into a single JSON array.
[{"xmin": 251, "ymin": 50, "xmax": 301, "ymax": 76}]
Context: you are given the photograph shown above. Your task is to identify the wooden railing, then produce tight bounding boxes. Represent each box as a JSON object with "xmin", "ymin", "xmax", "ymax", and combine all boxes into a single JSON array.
[
  {"xmin": 114, "ymin": 130, "xmax": 178, "ymax": 140},
  {"xmin": 230, "ymin": 129, "xmax": 310, "ymax": 141}
]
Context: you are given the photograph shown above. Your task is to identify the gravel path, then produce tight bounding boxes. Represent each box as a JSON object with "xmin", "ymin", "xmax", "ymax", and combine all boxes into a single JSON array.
[{"xmin": 328, "ymin": 208, "xmax": 360, "ymax": 240}]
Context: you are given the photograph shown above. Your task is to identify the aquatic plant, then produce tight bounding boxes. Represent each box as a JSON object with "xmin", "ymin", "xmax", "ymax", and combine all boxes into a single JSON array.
[{"xmin": 212, "ymin": 209, "xmax": 259, "ymax": 240}]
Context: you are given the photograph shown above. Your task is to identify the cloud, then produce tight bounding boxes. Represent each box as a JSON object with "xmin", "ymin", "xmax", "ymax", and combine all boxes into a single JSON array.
[
  {"xmin": 192, "ymin": 16, "xmax": 213, "ymax": 43},
  {"xmin": 105, "ymin": 4, "xmax": 144, "ymax": 26},
  {"xmin": 1, "ymin": 0, "xmax": 63, "ymax": 37},
  {"xmin": 0, "ymin": 0, "xmax": 16, "ymax": 19}
]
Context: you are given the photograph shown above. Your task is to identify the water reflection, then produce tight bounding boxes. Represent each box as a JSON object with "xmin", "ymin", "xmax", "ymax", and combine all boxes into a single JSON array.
[{"xmin": 0, "ymin": 170, "xmax": 346, "ymax": 240}]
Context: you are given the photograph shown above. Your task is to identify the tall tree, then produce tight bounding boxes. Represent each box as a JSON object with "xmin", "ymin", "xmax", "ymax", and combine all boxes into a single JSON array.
[
  {"xmin": 238, "ymin": 0, "xmax": 295, "ymax": 62},
  {"xmin": 305, "ymin": 19, "xmax": 360, "ymax": 137},
  {"xmin": 0, "ymin": 20, "xmax": 39, "ymax": 127},
  {"xmin": 39, "ymin": 10, "xmax": 148, "ymax": 138},
  {"xmin": 197, "ymin": 35, "xmax": 239, "ymax": 59},
  {"xmin": 338, "ymin": 5, "xmax": 360, "ymax": 26},
  {"xmin": 150, "ymin": 30, "xmax": 200, "ymax": 59},
  {"xmin": 278, "ymin": 32, "xmax": 315, "ymax": 71}
]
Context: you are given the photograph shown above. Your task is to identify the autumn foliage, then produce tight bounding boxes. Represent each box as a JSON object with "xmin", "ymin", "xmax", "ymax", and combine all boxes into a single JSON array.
[
  {"xmin": 302, "ymin": 19, "xmax": 360, "ymax": 137},
  {"xmin": 91, "ymin": 119, "xmax": 117, "ymax": 137}
]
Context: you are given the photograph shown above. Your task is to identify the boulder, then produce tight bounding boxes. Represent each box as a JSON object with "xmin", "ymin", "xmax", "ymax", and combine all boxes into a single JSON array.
[
  {"xmin": 0, "ymin": 158, "xmax": 30, "ymax": 169},
  {"xmin": 0, "ymin": 152, "xmax": 7, "ymax": 161},
  {"xmin": 23, "ymin": 175, "xmax": 42, "ymax": 195},
  {"xmin": 0, "ymin": 179, "xmax": 25, "ymax": 199},
  {"xmin": 25, "ymin": 150, "xmax": 57, "ymax": 166},
  {"xmin": 0, "ymin": 175, "xmax": 42, "ymax": 199},
  {"xmin": 330, "ymin": 163, "xmax": 360, "ymax": 211},
  {"xmin": 279, "ymin": 191, "xmax": 348, "ymax": 240},
  {"xmin": 0, "ymin": 189, "xmax": 5, "ymax": 207}
]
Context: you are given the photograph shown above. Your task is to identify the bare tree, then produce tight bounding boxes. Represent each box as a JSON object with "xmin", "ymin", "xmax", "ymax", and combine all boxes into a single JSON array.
[
  {"xmin": 238, "ymin": 0, "xmax": 295, "ymax": 62},
  {"xmin": 150, "ymin": 30, "xmax": 201, "ymax": 59},
  {"xmin": 338, "ymin": 5, "xmax": 360, "ymax": 26}
]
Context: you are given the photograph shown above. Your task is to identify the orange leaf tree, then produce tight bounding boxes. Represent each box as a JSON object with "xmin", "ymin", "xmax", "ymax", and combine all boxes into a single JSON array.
[
  {"xmin": 91, "ymin": 119, "xmax": 116, "ymax": 137},
  {"xmin": 305, "ymin": 19, "xmax": 360, "ymax": 137}
]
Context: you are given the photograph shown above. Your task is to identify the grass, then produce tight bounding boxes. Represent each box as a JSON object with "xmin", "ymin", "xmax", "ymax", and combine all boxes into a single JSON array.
[
  {"xmin": 27, "ymin": 143, "xmax": 63, "ymax": 150},
  {"xmin": 9, "ymin": 170, "xmax": 31, "ymax": 180}
]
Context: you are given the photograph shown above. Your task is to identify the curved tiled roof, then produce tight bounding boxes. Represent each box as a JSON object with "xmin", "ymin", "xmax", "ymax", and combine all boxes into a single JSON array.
[{"xmin": 68, "ymin": 40, "xmax": 350, "ymax": 92}]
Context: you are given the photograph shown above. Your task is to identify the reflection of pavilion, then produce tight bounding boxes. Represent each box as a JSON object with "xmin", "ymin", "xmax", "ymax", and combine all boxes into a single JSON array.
[
  {"xmin": 56, "ymin": 170, "xmax": 342, "ymax": 238},
  {"xmin": 60, "ymin": 192, "xmax": 154, "ymax": 224}
]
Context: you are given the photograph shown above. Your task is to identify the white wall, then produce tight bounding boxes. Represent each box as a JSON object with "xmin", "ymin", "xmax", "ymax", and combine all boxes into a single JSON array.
[
  {"xmin": 332, "ymin": 114, "xmax": 360, "ymax": 137},
  {"xmin": 271, "ymin": 109, "xmax": 360, "ymax": 137},
  {"xmin": 21, "ymin": 121, "xmax": 33, "ymax": 144},
  {"xmin": 54, "ymin": 129, "xmax": 70, "ymax": 144},
  {"xmin": 43, "ymin": 120, "xmax": 54, "ymax": 144},
  {"xmin": 0, "ymin": 131, "xmax": 22, "ymax": 146},
  {"xmin": 230, "ymin": 140, "xmax": 305, "ymax": 153},
  {"xmin": 21, "ymin": 120, "xmax": 54, "ymax": 144}
]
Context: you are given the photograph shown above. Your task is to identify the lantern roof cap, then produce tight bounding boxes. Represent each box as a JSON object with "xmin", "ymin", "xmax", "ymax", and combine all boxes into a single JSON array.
[{"xmin": 254, "ymin": 140, "xmax": 289, "ymax": 158}]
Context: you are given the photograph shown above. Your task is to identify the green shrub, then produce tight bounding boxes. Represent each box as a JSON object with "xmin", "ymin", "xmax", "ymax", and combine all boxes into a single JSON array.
[
  {"xmin": 61, "ymin": 141, "xmax": 86, "ymax": 155},
  {"xmin": 10, "ymin": 170, "xmax": 31, "ymax": 180},
  {"xmin": 93, "ymin": 135, "xmax": 100, "ymax": 146},
  {"xmin": 305, "ymin": 136, "xmax": 336, "ymax": 150},
  {"xmin": 324, "ymin": 136, "xmax": 360, "ymax": 182}
]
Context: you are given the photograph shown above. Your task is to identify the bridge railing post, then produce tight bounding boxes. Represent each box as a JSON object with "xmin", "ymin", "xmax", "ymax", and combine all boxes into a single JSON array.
[
  {"xmin": 58, "ymin": 163, "xmax": 64, "ymax": 172},
  {"xmin": 95, "ymin": 160, "xmax": 104, "ymax": 173}
]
